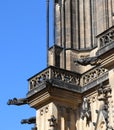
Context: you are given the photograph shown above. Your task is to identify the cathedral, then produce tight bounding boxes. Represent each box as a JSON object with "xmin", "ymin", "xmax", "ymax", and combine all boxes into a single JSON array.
[{"xmin": 8, "ymin": 0, "xmax": 114, "ymax": 130}]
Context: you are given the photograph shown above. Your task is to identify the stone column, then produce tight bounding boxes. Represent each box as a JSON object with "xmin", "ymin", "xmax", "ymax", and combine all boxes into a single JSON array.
[
  {"xmin": 57, "ymin": 106, "xmax": 62, "ymax": 130},
  {"xmin": 93, "ymin": 0, "xmax": 97, "ymax": 46},
  {"xmin": 79, "ymin": 0, "xmax": 84, "ymax": 49},
  {"xmin": 96, "ymin": 0, "xmax": 105, "ymax": 35},
  {"xmin": 109, "ymin": 69, "xmax": 114, "ymax": 128},
  {"xmin": 75, "ymin": 0, "xmax": 79, "ymax": 49},
  {"xmin": 71, "ymin": 0, "xmax": 76, "ymax": 49},
  {"xmin": 61, "ymin": 0, "xmax": 65, "ymax": 48},
  {"xmin": 108, "ymin": 0, "xmax": 113, "ymax": 27},
  {"xmin": 70, "ymin": 109, "xmax": 76, "ymax": 130},
  {"xmin": 61, "ymin": 0, "xmax": 66, "ymax": 69},
  {"xmin": 84, "ymin": 0, "xmax": 91, "ymax": 48},
  {"xmin": 65, "ymin": 0, "xmax": 71, "ymax": 48},
  {"xmin": 55, "ymin": 3, "xmax": 61, "ymax": 45},
  {"xmin": 112, "ymin": 0, "xmax": 114, "ymax": 17}
]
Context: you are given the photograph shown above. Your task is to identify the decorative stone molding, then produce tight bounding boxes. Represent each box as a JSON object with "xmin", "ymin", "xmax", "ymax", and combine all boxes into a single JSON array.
[
  {"xmin": 95, "ymin": 85, "xmax": 113, "ymax": 129},
  {"xmin": 40, "ymin": 109, "xmax": 44, "ymax": 116},
  {"xmin": 99, "ymin": 29, "xmax": 114, "ymax": 48},
  {"xmin": 82, "ymin": 67, "xmax": 107, "ymax": 86},
  {"xmin": 88, "ymin": 95, "xmax": 98, "ymax": 104},
  {"xmin": 96, "ymin": 26, "xmax": 114, "ymax": 57},
  {"xmin": 28, "ymin": 66, "xmax": 80, "ymax": 91},
  {"xmin": 97, "ymin": 85, "xmax": 112, "ymax": 100},
  {"xmin": 28, "ymin": 66, "xmax": 108, "ymax": 92},
  {"xmin": 40, "ymin": 106, "xmax": 49, "ymax": 116},
  {"xmin": 45, "ymin": 107, "xmax": 49, "ymax": 113}
]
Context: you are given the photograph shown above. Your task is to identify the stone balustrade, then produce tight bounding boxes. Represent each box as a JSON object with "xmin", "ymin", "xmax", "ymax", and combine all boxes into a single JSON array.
[
  {"xmin": 28, "ymin": 66, "xmax": 108, "ymax": 91},
  {"xmin": 28, "ymin": 66, "xmax": 80, "ymax": 91},
  {"xmin": 81, "ymin": 67, "xmax": 108, "ymax": 86},
  {"xmin": 97, "ymin": 26, "xmax": 114, "ymax": 49}
]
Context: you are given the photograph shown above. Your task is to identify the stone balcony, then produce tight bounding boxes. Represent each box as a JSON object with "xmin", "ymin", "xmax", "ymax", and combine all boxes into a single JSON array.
[
  {"xmin": 27, "ymin": 66, "xmax": 108, "ymax": 98},
  {"xmin": 96, "ymin": 26, "xmax": 114, "ymax": 69},
  {"xmin": 96, "ymin": 26, "xmax": 114, "ymax": 56},
  {"xmin": 81, "ymin": 67, "xmax": 108, "ymax": 92},
  {"xmin": 27, "ymin": 66, "xmax": 81, "ymax": 97}
]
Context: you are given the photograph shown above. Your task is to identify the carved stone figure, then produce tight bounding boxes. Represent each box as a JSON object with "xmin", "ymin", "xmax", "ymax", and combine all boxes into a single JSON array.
[
  {"xmin": 7, "ymin": 98, "xmax": 27, "ymax": 106},
  {"xmin": 21, "ymin": 116, "xmax": 36, "ymax": 124},
  {"xmin": 101, "ymin": 104, "xmax": 108, "ymax": 122},
  {"xmin": 48, "ymin": 115, "xmax": 56, "ymax": 127},
  {"xmin": 74, "ymin": 56, "xmax": 101, "ymax": 66},
  {"xmin": 80, "ymin": 97, "xmax": 91, "ymax": 120},
  {"xmin": 94, "ymin": 107, "xmax": 108, "ymax": 130}
]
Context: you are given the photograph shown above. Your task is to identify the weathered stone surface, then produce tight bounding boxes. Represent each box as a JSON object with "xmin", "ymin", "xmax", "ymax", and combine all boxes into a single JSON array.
[{"xmin": 8, "ymin": 0, "xmax": 114, "ymax": 130}]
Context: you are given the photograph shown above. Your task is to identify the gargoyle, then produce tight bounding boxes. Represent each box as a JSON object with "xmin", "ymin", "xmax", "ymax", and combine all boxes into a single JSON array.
[
  {"xmin": 21, "ymin": 116, "xmax": 36, "ymax": 124},
  {"xmin": 74, "ymin": 56, "xmax": 101, "ymax": 66},
  {"xmin": 7, "ymin": 97, "xmax": 27, "ymax": 106}
]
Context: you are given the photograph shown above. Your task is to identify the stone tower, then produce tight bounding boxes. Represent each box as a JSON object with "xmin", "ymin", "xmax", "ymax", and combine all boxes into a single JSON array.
[{"xmin": 8, "ymin": 0, "xmax": 114, "ymax": 130}]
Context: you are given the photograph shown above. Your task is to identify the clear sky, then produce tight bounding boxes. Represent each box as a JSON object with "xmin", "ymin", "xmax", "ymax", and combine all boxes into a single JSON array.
[{"xmin": 0, "ymin": 0, "xmax": 52, "ymax": 129}]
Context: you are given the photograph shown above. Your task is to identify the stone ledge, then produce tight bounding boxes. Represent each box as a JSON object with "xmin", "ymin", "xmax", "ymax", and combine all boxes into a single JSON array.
[{"xmin": 26, "ymin": 72, "xmax": 109, "ymax": 98}]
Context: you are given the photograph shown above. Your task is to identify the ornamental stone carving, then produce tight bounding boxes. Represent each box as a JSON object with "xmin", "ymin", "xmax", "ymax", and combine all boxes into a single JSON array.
[
  {"xmin": 99, "ymin": 29, "xmax": 114, "ymax": 48},
  {"xmin": 80, "ymin": 97, "xmax": 91, "ymax": 121}
]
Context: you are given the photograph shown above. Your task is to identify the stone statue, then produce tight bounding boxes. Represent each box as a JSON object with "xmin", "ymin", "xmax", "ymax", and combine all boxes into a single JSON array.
[
  {"xmin": 102, "ymin": 104, "xmax": 108, "ymax": 121},
  {"xmin": 74, "ymin": 56, "xmax": 101, "ymax": 66},
  {"xmin": 7, "ymin": 97, "xmax": 27, "ymax": 106},
  {"xmin": 80, "ymin": 97, "xmax": 91, "ymax": 120},
  {"xmin": 48, "ymin": 115, "xmax": 56, "ymax": 127},
  {"xmin": 21, "ymin": 116, "xmax": 36, "ymax": 124}
]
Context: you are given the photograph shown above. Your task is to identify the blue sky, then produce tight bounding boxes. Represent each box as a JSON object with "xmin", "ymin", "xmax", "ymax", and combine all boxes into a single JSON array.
[{"xmin": 0, "ymin": 0, "xmax": 52, "ymax": 129}]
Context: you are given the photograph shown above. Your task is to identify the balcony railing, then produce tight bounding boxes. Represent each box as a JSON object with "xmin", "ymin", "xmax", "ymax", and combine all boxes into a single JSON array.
[
  {"xmin": 81, "ymin": 67, "xmax": 108, "ymax": 86},
  {"xmin": 97, "ymin": 26, "xmax": 114, "ymax": 49},
  {"xmin": 28, "ymin": 66, "xmax": 81, "ymax": 91},
  {"xmin": 28, "ymin": 66, "xmax": 108, "ymax": 92}
]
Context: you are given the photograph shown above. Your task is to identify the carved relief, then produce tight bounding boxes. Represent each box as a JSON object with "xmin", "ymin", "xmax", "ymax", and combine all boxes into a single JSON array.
[
  {"xmin": 97, "ymin": 85, "xmax": 112, "ymax": 100},
  {"xmin": 52, "ymin": 68, "xmax": 80, "ymax": 85},
  {"xmin": 107, "ymin": 99, "xmax": 114, "ymax": 129},
  {"xmin": 45, "ymin": 107, "xmax": 49, "ymax": 113},
  {"xmin": 40, "ymin": 109, "xmax": 43, "ymax": 116},
  {"xmin": 80, "ymin": 97, "xmax": 91, "ymax": 123},
  {"xmin": 74, "ymin": 56, "xmax": 101, "ymax": 66},
  {"xmin": 88, "ymin": 95, "xmax": 97, "ymax": 104},
  {"xmin": 29, "ymin": 66, "xmax": 80, "ymax": 91},
  {"xmin": 82, "ymin": 67, "xmax": 107, "ymax": 86},
  {"xmin": 29, "ymin": 66, "xmax": 108, "ymax": 91},
  {"xmin": 94, "ymin": 85, "xmax": 113, "ymax": 129},
  {"xmin": 99, "ymin": 29, "xmax": 114, "ymax": 48},
  {"xmin": 40, "ymin": 106, "xmax": 49, "ymax": 116}
]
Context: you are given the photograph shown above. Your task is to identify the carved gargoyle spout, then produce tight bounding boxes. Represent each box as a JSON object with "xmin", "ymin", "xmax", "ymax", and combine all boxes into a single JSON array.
[
  {"xmin": 74, "ymin": 56, "xmax": 101, "ymax": 66},
  {"xmin": 7, "ymin": 97, "xmax": 27, "ymax": 106},
  {"xmin": 21, "ymin": 116, "xmax": 36, "ymax": 124}
]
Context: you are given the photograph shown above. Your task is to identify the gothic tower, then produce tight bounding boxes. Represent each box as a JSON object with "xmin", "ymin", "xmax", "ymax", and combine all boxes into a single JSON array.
[
  {"xmin": 48, "ymin": 0, "xmax": 114, "ymax": 74},
  {"xmin": 8, "ymin": 0, "xmax": 114, "ymax": 130}
]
